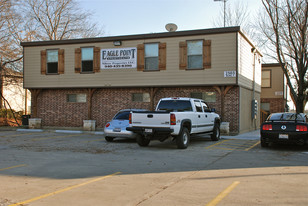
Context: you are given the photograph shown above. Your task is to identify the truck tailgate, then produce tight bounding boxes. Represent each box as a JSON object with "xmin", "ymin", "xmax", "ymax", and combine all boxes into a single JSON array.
[{"xmin": 131, "ymin": 112, "xmax": 171, "ymax": 128}]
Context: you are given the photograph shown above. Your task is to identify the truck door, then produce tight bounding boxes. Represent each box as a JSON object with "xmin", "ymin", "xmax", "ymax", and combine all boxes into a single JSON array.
[
  {"xmin": 193, "ymin": 100, "xmax": 204, "ymax": 133},
  {"xmin": 201, "ymin": 101, "xmax": 214, "ymax": 132}
]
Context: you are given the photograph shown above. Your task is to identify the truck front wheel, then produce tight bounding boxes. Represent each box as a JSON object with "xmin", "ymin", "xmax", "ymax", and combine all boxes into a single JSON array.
[
  {"xmin": 136, "ymin": 134, "xmax": 150, "ymax": 147},
  {"xmin": 176, "ymin": 127, "xmax": 190, "ymax": 149},
  {"xmin": 211, "ymin": 123, "xmax": 221, "ymax": 141}
]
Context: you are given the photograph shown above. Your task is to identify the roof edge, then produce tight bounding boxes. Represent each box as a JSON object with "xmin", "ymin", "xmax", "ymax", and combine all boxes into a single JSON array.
[{"xmin": 21, "ymin": 26, "xmax": 241, "ymax": 47}]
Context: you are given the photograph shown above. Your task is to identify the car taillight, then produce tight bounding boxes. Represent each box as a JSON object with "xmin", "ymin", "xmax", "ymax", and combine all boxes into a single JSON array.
[
  {"xmin": 296, "ymin": 125, "xmax": 307, "ymax": 132},
  {"xmin": 129, "ymin": 113, "xmax": 132, "ymax": 124},
  {"xmin": 105, "ymin": 123, "xmax": 110, "ymax": 128},
  {"xmin": 170, "ymin": 113, "xmax": 176, "ymax": 125},
  {"xmin": 262, "ymin": 124, "xmax": 272, "ymax": 130}
]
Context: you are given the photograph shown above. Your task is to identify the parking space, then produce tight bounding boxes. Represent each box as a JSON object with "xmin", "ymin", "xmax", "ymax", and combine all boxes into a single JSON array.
[
  {"xmin": 205, "ymin": 139, "xmax": 260, "ymax": 151},
  {"xmin": 0, "ymin": 130, "xmax": 308, "ymax": 206}
]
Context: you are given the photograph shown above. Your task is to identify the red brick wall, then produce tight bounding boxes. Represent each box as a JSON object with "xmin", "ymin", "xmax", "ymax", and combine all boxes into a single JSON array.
[
  {"xmin": 261, "ymin": 98, "xmax": 286, "ymax": 113},
  {"xmin": 33, "ymin": 86, "xmax": 240, "ymax": 133}
]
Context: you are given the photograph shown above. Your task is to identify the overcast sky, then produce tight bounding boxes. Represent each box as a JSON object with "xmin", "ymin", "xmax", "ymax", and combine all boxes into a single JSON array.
[{"xmin": 77, "ymin": 0, "xmax": 263, "ymax": 37}]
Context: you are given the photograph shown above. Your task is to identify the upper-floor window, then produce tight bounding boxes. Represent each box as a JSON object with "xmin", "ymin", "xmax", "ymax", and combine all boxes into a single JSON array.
[
  {"xmin": 179, "ymin": 40, "xmax": 211, "ymax": 70},
  {"xmin": 41, "ymin": 49, "xmax": 64, "ymax": 75},
  {"xmin": 187, "ymin": 40, "xmax": 203, "ymax": 69},
  {"xmin": 47, "ymin": 50, "xmax": 58, "ymax": 74},
  {"xmin": 75, "ymin": 47, "xmax": 100, "ymax": 73},
  {"xmin": 81, "ymin": 47, "xmax": 94, "ymax": 72},
  {"xmin": 137, "ymin": 42, "xmax": 166, "ymax": 71},
  {"xmin": 145, "ymin": 43, "xmax": 159, "ymax": 71},
  {"xmin": 262, "ymin": 70, "xmax": 271, "ymax": 88}
]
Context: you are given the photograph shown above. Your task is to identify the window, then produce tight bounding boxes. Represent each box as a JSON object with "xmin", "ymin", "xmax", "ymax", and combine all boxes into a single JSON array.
[
  {"xmin": 261, "ymin": 103, "xmax": 270, "ymax": 112},
  {"xmin": 187, "ymin": 40, "xmax": 203, "ymax": 69},
  {"xmin": 67, "ymin": 94, "xmax": 87, "ymax": 103},
  {"xmin": 145, "ymin": 43, "xmax": 159, "ymax": 71},
  {"xmin": 47, "ymin": 50, "xmax": 58, "ymax": 74},
  {"xmin": 81, "ymin": 47, "xmax": 94, "ymax": 72},
  {"xmin": 157, "ymin": 100, "xmax": 193, "ymax": 112},
  {"xmin": 191, "ymin": 92, "xmax": 216, "ymax": 102},
  {"xmin": 132, "ymin": 93, "xmax": 150, "ymax": 102},
  {"xmin": 201, "ymin": 101, "xmax": 210, "ymax": 112},
  {"xmin": 262, "ymin": 70, "xmax": 271, "ymax": 88},
  {"xmin": 194, "ymin": 100, "xmax": 203, "ymax": 112}
]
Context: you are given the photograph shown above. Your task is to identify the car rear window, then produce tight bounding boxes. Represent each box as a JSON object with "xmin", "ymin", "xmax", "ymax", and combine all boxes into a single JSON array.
[
  {"xmin": 267, "ymin": 113, "xmax": 305, "ymax": 122},
  {"xmin": 157, "ymin": 100, "xmax": 193, "ymax": 112},
  {"xmin": 114, "ymin": 111, "xmax": 130, "ymax": 120}
]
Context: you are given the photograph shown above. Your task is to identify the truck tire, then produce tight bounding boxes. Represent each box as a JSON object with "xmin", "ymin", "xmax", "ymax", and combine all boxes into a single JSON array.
[
  {"xmin": 105, "ymin": 136, "xmax": 114, "ymax": 142},
  {"xmin": 136, "ymin": 134, "xmax": 150, "ymax": 147},
  {"xmin": 211, "ymin": 123, "xmax": 221, "ymax": 141},
  {"xmin": 176, "ymin": 127, "xmax": 190, "ymax": 149}
]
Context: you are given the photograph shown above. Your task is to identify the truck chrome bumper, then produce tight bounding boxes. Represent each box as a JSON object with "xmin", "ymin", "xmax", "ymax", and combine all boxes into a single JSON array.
[{"xmin": 126, "ymin": 127, "xmax": 174, "ymax": 134}]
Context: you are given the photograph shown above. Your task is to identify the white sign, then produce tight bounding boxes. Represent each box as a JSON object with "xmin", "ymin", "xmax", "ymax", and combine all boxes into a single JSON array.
[
  {"xmin": 224, "ymin": 71, "xmax": 237, "ymax": 78},
  {"xmin": 101, "ymin": 47, "xmax": 137, "ymax": 69},
  {"xmin": 275, "ymin": 91, "xmax": 283, "ymax": 96}
]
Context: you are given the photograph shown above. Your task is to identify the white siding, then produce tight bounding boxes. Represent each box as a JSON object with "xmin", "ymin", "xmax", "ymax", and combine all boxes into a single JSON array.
[{"xmin": 24, "ymin": 33, "xmax": 238, "ymax": 88}]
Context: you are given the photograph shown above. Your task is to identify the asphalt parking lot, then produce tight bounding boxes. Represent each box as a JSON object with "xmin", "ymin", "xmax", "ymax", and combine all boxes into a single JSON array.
[{"xmin": 0, "ymin": 130, "xmax": 307, "ymax": 206}]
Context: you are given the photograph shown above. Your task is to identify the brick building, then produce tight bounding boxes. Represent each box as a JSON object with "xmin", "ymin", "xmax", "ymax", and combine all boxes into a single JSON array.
[
  {"xmin": 21, "ymin": 26, "xmax": 262, "ymax": 134},
  {"xmin": 261, "ymin": 63, "xmax": 289, "ymax": 122}
]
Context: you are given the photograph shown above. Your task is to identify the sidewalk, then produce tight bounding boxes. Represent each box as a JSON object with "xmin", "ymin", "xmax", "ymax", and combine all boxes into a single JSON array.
[
  {"xmin": 1, "ymin": 126, "xmax": 261, "ymax": 140},
  {"xmin": 221, "ymin": 130, "xmax": 260, "ymax": 140}
]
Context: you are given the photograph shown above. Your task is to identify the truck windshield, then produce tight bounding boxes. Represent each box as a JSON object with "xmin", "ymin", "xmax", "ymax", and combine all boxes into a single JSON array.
[{"xmin": 157, "ymin": 100, "xmax": 193, "ymax": 112}]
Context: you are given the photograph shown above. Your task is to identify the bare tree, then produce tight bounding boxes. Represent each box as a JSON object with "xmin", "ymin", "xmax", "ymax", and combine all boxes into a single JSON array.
[
  {"xmin": 20, "ymin": 0, "xmax": 103, "ymax": 41},
  {"xmin": 0, "ymin": 0, "xmax": 23, "ymax": 108},
  {"xmin": 260, "ymin": 0, "xmax": 307, "ymax": 113}
]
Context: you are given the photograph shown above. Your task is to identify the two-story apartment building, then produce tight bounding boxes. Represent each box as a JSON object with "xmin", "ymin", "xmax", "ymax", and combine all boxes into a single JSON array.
[
  {"xmin": 21, "ymin": 26, "xmax": 262, "ymax": 134},
  {"xmin": 261, "ymin": 63, "xmax": 289, "ymax": 118}
]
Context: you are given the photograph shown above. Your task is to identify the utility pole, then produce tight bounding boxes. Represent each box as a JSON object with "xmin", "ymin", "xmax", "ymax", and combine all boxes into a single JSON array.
[{"xmin": 214, "ymin": 0, "xmax": 227, "ymax": 27}]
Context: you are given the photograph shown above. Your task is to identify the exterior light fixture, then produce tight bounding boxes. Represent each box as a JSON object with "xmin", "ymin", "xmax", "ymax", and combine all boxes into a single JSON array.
[
  {"xmin": 214, "ymin": 0, "xmax": 227, "ymax": 27},
  {"xmin": 113, "ymin": 41, "xmax": 121, "ymax": 46}
]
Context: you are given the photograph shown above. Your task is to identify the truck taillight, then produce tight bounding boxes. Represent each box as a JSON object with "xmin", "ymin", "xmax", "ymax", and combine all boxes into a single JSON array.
[
  {"xmin": 170, "ymin": 113, "xmax": 176, "ymax": 125},
  {"xmin": 129, "ymin": 113, "xmax": 132, "ymax": 124},
  {"xmin": 296, "ymin": 125, "xmax": 307, "ymax": 132},
  {"xmin": 262, "ymin": 124, "xmax": 272, "ymax": 131}
]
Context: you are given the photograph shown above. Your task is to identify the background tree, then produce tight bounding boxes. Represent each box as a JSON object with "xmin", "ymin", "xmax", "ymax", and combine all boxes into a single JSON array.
[
  {"xmin": 0, "ymin": 0, "xmax": 104, "ymax": 123},
  {"xmin": 0, "ymin": 0, "xmax": 23, "ymax": 109},
  {"xmin": 259, "ymin": 0, "xmax": 307, "ymax": 113},
  {"xmin": 20, "ymin": 0, "xmax": 103, "ymax": 41}
]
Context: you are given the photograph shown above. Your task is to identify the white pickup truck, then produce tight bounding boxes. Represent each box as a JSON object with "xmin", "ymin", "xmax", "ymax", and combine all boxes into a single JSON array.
[{"xmin": 127, "ymin": 97, "xmax": 221, "ymax": 149}]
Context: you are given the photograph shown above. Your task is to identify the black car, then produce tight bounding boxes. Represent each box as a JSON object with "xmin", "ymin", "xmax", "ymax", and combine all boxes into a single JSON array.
[{"xmin": 260, "ymin": 112, "xmax": 308, "ymax": 147}]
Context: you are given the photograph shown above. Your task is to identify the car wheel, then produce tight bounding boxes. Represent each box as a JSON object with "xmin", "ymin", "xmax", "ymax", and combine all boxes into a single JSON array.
[
  {"xmin": 136, "ymin": 134, "xmax": 150, "ymax": 147},
  {"xmin": 211, "ymin": 123, "xmax": 221, "ymax": 141},
  {"xmin": 176, "ymin": 127, "xmax": 190, "ymax": 149},
  {"xmin": 105, "ymin": 136, "xmax": 114, "ymax": 142},
  {"xmin": 260, "ymin": 137, "xmax": 269, "ymax": 147}
]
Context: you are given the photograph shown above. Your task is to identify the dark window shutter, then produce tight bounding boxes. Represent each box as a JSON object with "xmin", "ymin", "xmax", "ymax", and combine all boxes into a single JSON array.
[
  {"xmin": 93, "ymin": 47, "xmax": 100, "ymax": 73},
  {"xmin": 179, "ymin": 41, "xmax": 187, "ymax": 70},
  {"xmin": 58, "ymin": 49, "xmax": 65, "ymax": 74},
  {"xmin": 75, "ymin": 48, "xmax": 81, "ymax": 73},
  {"xmin": 203, "ymin": 40, "xmax": 211, "ymax": 69},
  {"xmin": 159, "ymin": 43, "xmax": 166, "ymax": 70},
  {"xmin": 41, "ymin": 50, "xmax": 46, "ymax": 75},
  {"xmin": 137, "ymin": 44, "xmax": 144, "ymax": 71}
]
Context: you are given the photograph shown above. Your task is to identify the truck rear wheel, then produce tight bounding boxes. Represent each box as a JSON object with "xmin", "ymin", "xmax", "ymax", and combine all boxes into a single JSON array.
[
  {"xmin": 211, "ymin": 123, "xmax": 220, "ymax": 141},
  {"xmin": 176, "ymin": 127, "xmax": 190, "ymax": 149},
  {"xmin": 105, "ymin": 136, "xmax": 114, "ymax": 142},
  {"xmin": 136, "ymin": 134, "xmax": 150, "ymax": 147}
]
